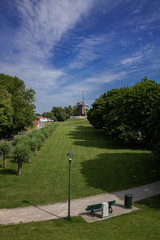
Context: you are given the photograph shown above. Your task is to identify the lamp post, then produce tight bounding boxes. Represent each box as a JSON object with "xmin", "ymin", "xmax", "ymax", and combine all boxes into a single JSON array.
[{"xmin": 67, "ymin": 152, "xmax": 74, "ymax": 219}]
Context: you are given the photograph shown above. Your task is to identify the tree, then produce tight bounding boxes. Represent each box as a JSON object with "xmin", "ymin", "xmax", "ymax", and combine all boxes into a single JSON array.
[
  {"xmin": 145, "ymin": 99, "xmax": 160, "ymax": 160},
  {"xmin": 0, "ymin": 141, "xmax": 12, "ymax": 168},
  {"xmin": 51, "ymin": 107, "xmax": 67, "ymax": 121},
  {"xmin": 0, "ymin": 73, "xmax": 36, "ymax": 132},
  {"xmin": 13, "ymin": 143, "xmax": 30, "ymax": 176},
  {"xmin": 64, "ymin": 105, "xmax": 74, "ymax": 118},
  {"xmin": 0, "ymin": 88, "xmax": 13, "ymax": 132},
  {"xmin": 87, "ymin": 93, "xmax": 107, "ymax": 129},
  {"xmin": 42, "ymin": 111, "xmax": 56, "ymax": 121},
  {"xmin": 88, "ymin": 77, "xmax": 160, "ymax": 142},
  {"xmin": 27, "ymin": 137, "xmax": 38, "ymax": 156}
]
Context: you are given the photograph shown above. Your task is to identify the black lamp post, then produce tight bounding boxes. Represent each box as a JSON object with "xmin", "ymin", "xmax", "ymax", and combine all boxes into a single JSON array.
[{"xmin": 67, "ymin": 152, "xmax": 74, "ymax": 219}]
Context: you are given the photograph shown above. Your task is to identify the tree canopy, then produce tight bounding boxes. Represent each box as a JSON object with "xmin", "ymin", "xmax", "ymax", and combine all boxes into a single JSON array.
[
  {"xmin": 88, "ymin": 77, "xmax": 160, "ymax": 144},
  {"xmin": 0, "ymin": 88, "xmax": 13, "ymax": 132},
  {"xmin": 0, "ymin": 73, "xmax": 36, "ymax": 134}
]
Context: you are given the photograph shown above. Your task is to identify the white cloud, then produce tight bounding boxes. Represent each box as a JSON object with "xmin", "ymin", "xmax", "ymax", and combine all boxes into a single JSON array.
[
  {"xmin": 85, "ymin": 71, "xmax": 127, "ymax": 84},
  {"xmin": 121, "ymin": 55, "xmax": 142, "ymax": 65}
]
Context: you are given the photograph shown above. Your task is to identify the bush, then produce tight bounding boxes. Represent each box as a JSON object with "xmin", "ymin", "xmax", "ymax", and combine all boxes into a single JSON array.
[
  {"xmin": 13, "ymin": 143, "xmax": 30, "ymax": 175},
  {"xmin": 0, "ymin": 141, "xmax": 12, "ymax": 168}
]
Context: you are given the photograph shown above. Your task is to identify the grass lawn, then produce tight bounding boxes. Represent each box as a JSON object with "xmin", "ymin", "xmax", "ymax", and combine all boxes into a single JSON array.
[
  {"xmin": 0, "ymin": 118, "xmax": 160, "ymax": 208},
  {"xmin": 0, "ymin": 194, "xmax": 159, "ymax": 240}
]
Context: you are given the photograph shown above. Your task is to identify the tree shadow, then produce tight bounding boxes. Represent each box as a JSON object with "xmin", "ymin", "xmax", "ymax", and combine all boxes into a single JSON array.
[
  {"xmin": 0, "ymin": 168, "xmax": 17, "ymax": 175},
  {"xmin": 136, "ymin": 194, "xmax": 160, "ymax": 210},
  {"xmin": 68, "ymin": 126, "xmax": 145, "ymax": 150},
  {"xmin": 21, "ymin": 200, "xmax": 60, "ymax": 218},
  {"xmin": 81, "ymin": 152, "xmax": 160, "ymax": 193}
]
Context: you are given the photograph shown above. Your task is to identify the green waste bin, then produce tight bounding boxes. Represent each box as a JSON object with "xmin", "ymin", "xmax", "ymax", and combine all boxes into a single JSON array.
[{"xmin": 124, "ymin": 194, "xmax": 132, "ymax": 208}]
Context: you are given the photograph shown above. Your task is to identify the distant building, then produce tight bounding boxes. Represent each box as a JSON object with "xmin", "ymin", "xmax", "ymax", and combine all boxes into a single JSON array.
[
  {"xmin": 76, "ymin": 102, "xmax": 88, "ymax": 116},
  {"xmin": 36, "ymin": 116, "xmax": 52, "ymax": 123}
]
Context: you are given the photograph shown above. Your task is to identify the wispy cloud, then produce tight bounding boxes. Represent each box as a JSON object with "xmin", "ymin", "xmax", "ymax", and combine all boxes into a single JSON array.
[
  {"xmin": 121, "ymin": 55, "xmax": 142, "ymax": 65},
  {"xmin": 68, "ymin": 33, "xmax": 115, "ymax": 69},
  {"xmin": 14, "ymin": 0, "xmax": 94, "ymax": 57},
  {"xmin": 0, "ymin": 0, "xmax": 95, "ymax": 110},
  {"xmin": 85, "ymin": 72, "xmax": 126, "ymax": 84}
]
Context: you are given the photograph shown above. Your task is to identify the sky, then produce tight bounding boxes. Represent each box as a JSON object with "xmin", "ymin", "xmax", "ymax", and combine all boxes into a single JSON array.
[{"xmin": 0, "ymin": 0, "xmax": 160, "ymax": 113}]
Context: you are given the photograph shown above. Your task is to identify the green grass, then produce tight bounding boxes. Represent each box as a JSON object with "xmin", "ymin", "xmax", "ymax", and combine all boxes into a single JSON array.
[
  {"xmin": 0, "ymin": 194, "xmax": 159, "ymax": 240},
  {"xmin": 0, "ymin": 119, "xmax": 160, "ymax": 208}
]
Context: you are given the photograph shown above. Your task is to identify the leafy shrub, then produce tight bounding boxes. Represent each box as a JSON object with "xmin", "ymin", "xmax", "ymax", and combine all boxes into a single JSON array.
[{"xmin": 0, "ymin": 141, "xmax": 12, "ymax": 168}]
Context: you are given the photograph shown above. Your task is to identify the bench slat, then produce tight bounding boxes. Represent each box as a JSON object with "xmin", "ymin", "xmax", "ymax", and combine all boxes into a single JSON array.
[
  {"xmin": 108, "ymin": 200, "xmax": 116, "ymax": 207},
  {"xmin": 86, "ymin": 203, "xmax": 102, "ymax": 211}
]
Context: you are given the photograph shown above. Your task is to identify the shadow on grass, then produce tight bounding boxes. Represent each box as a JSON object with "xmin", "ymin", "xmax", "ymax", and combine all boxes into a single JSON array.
[
  {"xmin": 0, "ymin": 168, "xmax": 17, "ymax": 175},
  {"xmin": 136, "ymin": 194, "xmax": 160, "ymax": 210},
  {"xmin": 68, "ymin": 126, "xmax": 145, "ymax": 150},
  {"xmin": 81, "ymin": 152, "xmax": 160, "ymax": 193}
]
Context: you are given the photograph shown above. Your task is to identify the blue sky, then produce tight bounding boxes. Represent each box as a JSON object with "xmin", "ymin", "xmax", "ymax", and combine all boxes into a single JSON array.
[{"xmin": 0, "ymin": 0, "xmax": 160, "ymax": 113}]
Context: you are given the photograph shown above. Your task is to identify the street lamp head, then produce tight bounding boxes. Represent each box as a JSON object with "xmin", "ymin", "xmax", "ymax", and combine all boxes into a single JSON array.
[{"xmin": 67, "ymin": 152, "xmax": 74, "ymax": 161}]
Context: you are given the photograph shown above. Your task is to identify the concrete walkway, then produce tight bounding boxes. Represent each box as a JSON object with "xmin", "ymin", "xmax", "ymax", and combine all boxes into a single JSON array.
[{"xmin": 0, "ymin": 181, "xmax": 160, "ymax": 225}]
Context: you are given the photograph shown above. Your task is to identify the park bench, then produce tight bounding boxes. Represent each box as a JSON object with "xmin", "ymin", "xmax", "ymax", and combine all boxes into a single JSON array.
[{"xmin": 85, "ymin": 200, "xmax": 116, "ymax": 217}]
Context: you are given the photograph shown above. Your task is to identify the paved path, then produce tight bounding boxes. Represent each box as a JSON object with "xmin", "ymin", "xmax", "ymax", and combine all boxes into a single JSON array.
[{"xmin": 0, "ymin": 181, "xmax": 160, "ymax": 225}]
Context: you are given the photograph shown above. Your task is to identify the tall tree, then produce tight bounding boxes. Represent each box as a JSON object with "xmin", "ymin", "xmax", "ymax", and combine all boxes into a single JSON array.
[
  {"xmin": 87, "ymin": 93, "xmax": 107, "ymax": 129},
  {"xmin": 88, "ymin": 77, "xmax": 160, "ymax": 142},
  {"xmin": 145, "ymin": 98, "xmax": 160, "ymax": 159},
  {"xmin": 0, "ymin": 73, "xmax": 36, "ymax": 132},
  {"xmin": 0, "ymin": 88, "xmax": 13, "ymax": 132}
]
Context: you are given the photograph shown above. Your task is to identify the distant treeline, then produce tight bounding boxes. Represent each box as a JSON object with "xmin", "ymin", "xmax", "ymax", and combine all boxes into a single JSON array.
[{"xmin": 38, "ymin": 105, "xmax": 80, "ymax": 122}]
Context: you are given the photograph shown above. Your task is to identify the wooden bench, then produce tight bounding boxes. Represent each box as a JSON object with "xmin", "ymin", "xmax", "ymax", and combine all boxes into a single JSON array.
[{"xmin": 85, "ymin": 200, "xmax": 116, "ymax": 217}]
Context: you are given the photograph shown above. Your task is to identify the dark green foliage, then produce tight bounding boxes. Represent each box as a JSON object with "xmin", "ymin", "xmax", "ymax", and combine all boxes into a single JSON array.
[
  {"xmin": 87, "ymin": 93, "xmax": 107, "ymax": 129},
  {"xmin": 0, "ymin": 88, "xmax": 13, "ymax": 132},
  {"xmin": 42, "ymin": 105, "xmax": 77, "ymax": 122},
  {"xmin": 145, "ymin": 98, "xmax": 160, "ymax": 159},
  {"xmin": 51, "ymin": 107, "xmax": 67, "ymax": 121},
  {"xmin": 11, "ymin": 137, "xmax": 22, "ymax": 147},
  {"xmin": 0, "ymin": 141, "xmax": 12, "ymax": 168},
  {"xmin": 0, "ymin": 73, "xmax": 36, "ymax": 133},
  {"xmin": 13, "ymin": 143, "xmax": 30, "ymax": 175},
  {"xmin": 13, "ymin": 143, "xmax": 30, "ymax": 163},
  {"xmin": 88, "ymin": 77, "xmax": 160, "ymax": 143},
  {"xmin": 0, "ymin": 141, "xmax": 12, "ymax": 157},
  {"xmin": 27, "ymin": 137, "xmax": 38, "ymax": 152},
  {"xmin": 42, "ymin": 111, "xmax": 56, "ymax": 121}
]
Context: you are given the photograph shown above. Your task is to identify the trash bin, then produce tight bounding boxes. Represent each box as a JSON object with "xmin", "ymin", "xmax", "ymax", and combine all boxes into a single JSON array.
[{"xmin": 124, "ymin": 194, "xmax": 132, "ymax": 208}]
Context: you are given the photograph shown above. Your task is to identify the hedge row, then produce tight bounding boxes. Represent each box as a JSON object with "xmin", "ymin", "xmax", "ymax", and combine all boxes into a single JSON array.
[{"xmin": 0, "ymin": 123, "xmax": 58, "ymax": 175}]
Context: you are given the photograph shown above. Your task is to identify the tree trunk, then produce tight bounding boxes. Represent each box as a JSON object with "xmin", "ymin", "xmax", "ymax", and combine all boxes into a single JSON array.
[
  {"xmin": 3, "ymin": 156, "xmax": 6, "ymax": 168},
  {"xmin": 35, "ymin": 149, "xmax": 37, "ymax": 156},
  {"xmin": 18, "ymin": 161, "xmax": 22, "ymax": 176},
  {"xmin": 28, "ymin": 157, "xmax": 31, "ymax": 164}
]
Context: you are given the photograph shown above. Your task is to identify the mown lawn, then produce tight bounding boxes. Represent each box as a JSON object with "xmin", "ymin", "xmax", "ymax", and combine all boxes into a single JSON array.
[
  {"xmin": 0, "ymin": 194, "xmax": 159, "ymax": 240},
  {"xmin": 0, "ymin": 118, "xmax": 159, "ymax": 208}
]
